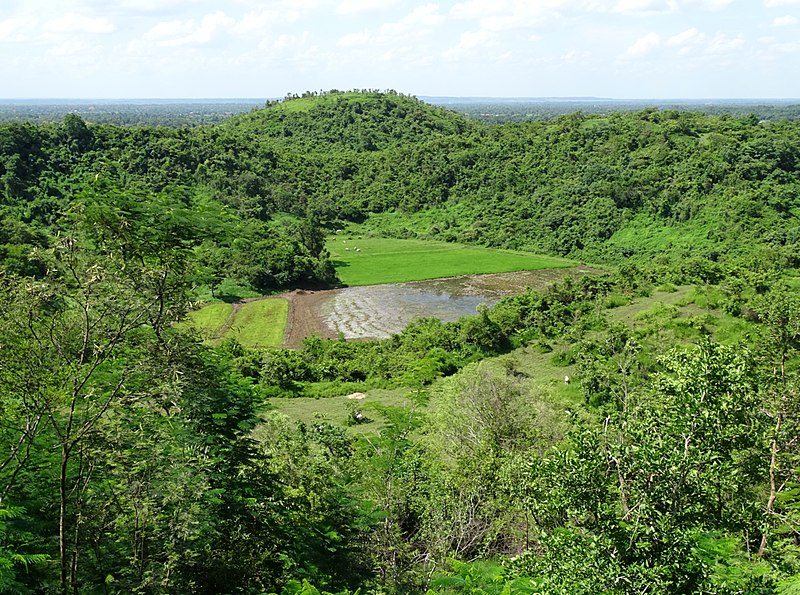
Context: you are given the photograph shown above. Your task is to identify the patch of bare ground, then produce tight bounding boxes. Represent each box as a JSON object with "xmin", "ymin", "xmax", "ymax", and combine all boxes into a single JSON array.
[
  {"xmin": 282, "ymin": 289, "xmax": 341, "ymax": 348},
  {"xmin": 279, "ymin": 266, "xmax": 601, "ymax": 348}
]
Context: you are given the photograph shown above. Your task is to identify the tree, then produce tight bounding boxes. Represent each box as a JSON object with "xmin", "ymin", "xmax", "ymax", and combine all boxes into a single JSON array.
[
  {"xmin": 0, "ymin": 185, "xmax": 204, "ymax": 594},
  {"xmin": 753, "ymin": 288, "xmax": 800, "ymax": 561},
  {"xmin": 513, "ymin": 340, "xmax": 772, "ymax": 592}
]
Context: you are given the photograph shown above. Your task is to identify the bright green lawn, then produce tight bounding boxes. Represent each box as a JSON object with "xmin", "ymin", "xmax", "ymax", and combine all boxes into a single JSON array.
[
  {"xmin": 327, "ymin": 237, "xmax": 572, "ymax": 286},
  {"xmin": 186, "ymin": 302, "xmax": 233, "ymax": 341},
  {"xmin": 228, "ymin": 299, "xmax": 288, "ymax": 348},
  {"xmin": 189, "ymin": 299, "xmax": 288, "ymax": 348}
]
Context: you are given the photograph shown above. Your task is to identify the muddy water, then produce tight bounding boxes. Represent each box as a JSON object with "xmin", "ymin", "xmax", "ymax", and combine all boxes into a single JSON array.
[
  {"xmin": 284, "ymin": 267, "xmax": 596, "ymax": 345},
  {"xmin": 320, "ymin": 284, "xmax": 488, "ymax": 339}
]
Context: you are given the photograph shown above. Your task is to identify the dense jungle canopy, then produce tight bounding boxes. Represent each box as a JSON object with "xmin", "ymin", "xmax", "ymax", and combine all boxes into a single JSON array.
[{"xmin": 1, "ymin": 90, "xmax": 799, "ymax": 594}]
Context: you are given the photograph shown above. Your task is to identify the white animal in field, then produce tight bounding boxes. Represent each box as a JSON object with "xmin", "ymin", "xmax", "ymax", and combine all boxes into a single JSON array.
[{"xmin": 564, "ymin": 375, "xmax": 571, "ymax": 384}]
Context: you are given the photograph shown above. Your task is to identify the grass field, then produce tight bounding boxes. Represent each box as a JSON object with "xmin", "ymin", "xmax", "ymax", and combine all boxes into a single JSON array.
[
  {"xmin": 186, "ymin": 302, "xmax": 233, "ymax": 341},
  {"xmin": 267, "ymin": 387, "xmax": 418, "ymax": 435},
  {"xmin": 267, "ymin": 350, "xmax": 586, "ymax": 436},
  {"xmin": 229, "ymin": 300, "xmax": 288, "ymax": 348},
  {"xmin": 327, "ymin": 237, "xmax": 573, "ymax": 286},
  {"xmin": 188, "ymin": 298, "xmax": 288, "ymax": 348}
]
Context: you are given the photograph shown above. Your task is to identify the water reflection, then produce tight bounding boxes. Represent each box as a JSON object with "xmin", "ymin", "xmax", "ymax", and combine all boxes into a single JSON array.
[{"xmin": 317, "ymin": 269, "xmax": 592, "ymax": 340}]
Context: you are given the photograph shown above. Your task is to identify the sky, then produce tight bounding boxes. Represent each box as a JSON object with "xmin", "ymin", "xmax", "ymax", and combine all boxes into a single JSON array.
[{"xmin": 1, "ymin": 0, "xmax": 799, "ymax": 99}]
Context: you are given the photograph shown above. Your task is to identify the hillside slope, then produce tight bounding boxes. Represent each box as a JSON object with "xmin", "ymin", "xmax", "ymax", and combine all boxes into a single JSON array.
[{"xmin": 2, "ymin": 91, "xmax": 799, "ymax": 276}]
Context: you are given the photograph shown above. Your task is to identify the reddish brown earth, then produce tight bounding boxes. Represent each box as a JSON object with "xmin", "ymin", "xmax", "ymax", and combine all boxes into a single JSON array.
[{"xmin": 282, "ymin": 289, "xmax": 342, "ymax": 348}]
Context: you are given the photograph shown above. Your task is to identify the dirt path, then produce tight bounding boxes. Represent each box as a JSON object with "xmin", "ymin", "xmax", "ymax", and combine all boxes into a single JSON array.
[{"xmin": 281, "ymin": 289, "xmax": 341, "ymax": 348}]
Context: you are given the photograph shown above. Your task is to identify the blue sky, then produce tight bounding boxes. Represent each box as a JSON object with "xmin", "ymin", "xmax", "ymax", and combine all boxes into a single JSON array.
[{"xmin": 1, "ymin": 0, "xmax": 798, "ymax": 99}]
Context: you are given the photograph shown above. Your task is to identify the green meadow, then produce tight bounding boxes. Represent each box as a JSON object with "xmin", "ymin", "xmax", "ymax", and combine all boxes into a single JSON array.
[
  {"xmin": 188, "ymin": 298, "xmax": 288, "ymax": 348},
  {"xmin": 186, "ymin": 302, "xmax": 233, "ymax": 341},
  {"xmin": 326, "ymin": 237, "xmax": 572, "ymax": 286},
  {"xmin": 187, "ymin": 238, "xmax": 575, "ymax": 347},
  {"xmin": 228, "ymin": 299, "xmax": 288, "ymax": 348}
]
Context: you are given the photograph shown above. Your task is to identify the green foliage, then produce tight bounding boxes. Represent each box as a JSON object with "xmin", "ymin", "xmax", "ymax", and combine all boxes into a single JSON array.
[
  {"xmin": 0, "ymin": 506, "xmax": 47, "ymax": 594},
  {"xmin": 326, "ymin": 237, "xmax": 570, "ymax": 287},
  {"xmin": 3, "ymin": 91, "xmax": 800, "ymax": 594},
  {"xmin": 428, "ymin": 559, "xmax": 538, "ymax": 594}
]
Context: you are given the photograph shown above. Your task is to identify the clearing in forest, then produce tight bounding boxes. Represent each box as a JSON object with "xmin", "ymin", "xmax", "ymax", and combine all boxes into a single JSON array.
[
  {"xmin": 270, "ymin": 283, "xmax": 753, "ymax": 433},
  {"xmin": 189, "ymin": 239, "xmax": 579, "ymax": 348},
  {"xmin": 187, "ymin": 298, "xmax": 288, "ymax": 348},
  {"xmin": 326, "ymin": 237, "xmax": 573, "ymax": 286}
]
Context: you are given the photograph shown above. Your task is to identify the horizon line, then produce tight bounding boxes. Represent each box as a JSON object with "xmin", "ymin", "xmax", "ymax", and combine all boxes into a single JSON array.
[{"xmin": 1, "ymin": 96, "xmax": 800, "ymax": 103}]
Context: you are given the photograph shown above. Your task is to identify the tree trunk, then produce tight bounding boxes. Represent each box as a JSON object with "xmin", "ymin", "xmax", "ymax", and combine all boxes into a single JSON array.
[
  {"xmin": 758, "ymin": 411, "xmax": 783, "ymax": 556},
  {"xmin": 60, "ymin": 444, "xmax": 69, "ymax": 595}
]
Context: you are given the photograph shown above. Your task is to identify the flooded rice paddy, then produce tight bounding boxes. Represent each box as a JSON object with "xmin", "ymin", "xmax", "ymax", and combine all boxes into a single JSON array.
[{"xmin": 282, "ymin": 267, "xmax": 596, "ymax": 347}]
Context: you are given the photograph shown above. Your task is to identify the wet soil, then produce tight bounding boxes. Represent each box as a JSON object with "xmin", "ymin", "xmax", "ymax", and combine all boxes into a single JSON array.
[{"xmin": 280, "ymin": 266, "xmax": 598, "ymax": 348}]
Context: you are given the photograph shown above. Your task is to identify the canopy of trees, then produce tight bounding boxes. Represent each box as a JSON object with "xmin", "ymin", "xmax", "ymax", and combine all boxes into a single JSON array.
[{"xmin": 1, "ymin": 90, "xmax": 799, "ymax": 594}]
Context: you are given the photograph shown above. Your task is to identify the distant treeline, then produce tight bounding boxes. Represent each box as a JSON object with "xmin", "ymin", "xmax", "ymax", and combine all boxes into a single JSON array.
[
  {"xmin": 435, "ymin": 98, "xmax": 800, "ymax": 123},
  {"xmin": 0, "ymin": 100, "xmax": 266, "ymax": 126},
  {"xmin": 3, "ymin": 93, "xmax": 800, "ymax": 127}
]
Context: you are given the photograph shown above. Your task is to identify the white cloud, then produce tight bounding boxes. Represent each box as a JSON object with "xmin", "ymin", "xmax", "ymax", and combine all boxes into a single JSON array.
[
  {"xmin": 704, "ymin": 32, "xmax": 744, "ymax": 54},
  {"xmin": 614, "ymin": 0, "xmax": 678, "ymax": 15},
  {"xmin": 450, "ymin": 0, "xmax": 565, "ymax": 31},
  {"xmin": 334, "ymin": 4, "xmax": 444, "ymax": 50},
  {"xmin": 252, "ymin": 31, "xmax": 326, "ymax": 70},
  {"xmin": 144, "ymin": 11, "xmax": 234, "ymax": 47},
  {"xmin": 625, "ymin": 31, "xmax": 661, "ymax": 57},
  {"xmin": 666, "ymin": 27, "xmax": 704, "ymax": 46},
  {"xmin": 47, "ymin": 39, "xmax": 102, "ymax": 58},
  {"xmin": 234, "ymin": 1, "xmax": 330, "ymax": 36},
  {"xmin": 143, "ymin": 19, "xmax": 193, "ymax": 43},
  {"xmin": 393, "ymin": 4, "xmax": 445, "ymax": 30},
  {"xmin": 449, "ymin": 0, "xmax": 504, "ymax": 20},
  {"xmin": 561, "ymin": 49, "xmax": 581, "ymax": 63},
  {"xmin": 271, "ymin": 32, "xmax": 310, "ymax": 50},
  {"xmin": 764, "ymin": 0, "xmax": 800, "ymax": 6},
  {"xmin": 770, "ymin": 40, "xmax": 800, "ymax": 52},
  {"xmin": 117, "ymin": 0, "xmax": 200, "ymax": 12},
  {"xmin": 44, "ymin": 13, "xmax": 116, "ymax": 34},
  {"xmin": 756, "ymin": 35, "xmax": 800, "ymax": 59},
  {"xmin": 233, "ymin": 9, "xmax": 281, "ymax": 36},
  {"xmin": 337, "ymin": 30, "xmax": 371, "ymax": 46},
  {"xmin": 690, "ymin": 0, "xmax": 734, "ymax": 10},
  {"xmin": 773, "ymin": 14, "xmax": 798, "ymax": 25},
  {"xmin": 377, "ymin": 4, "xmax": 445, "ymax": 38},
  {"xmin": 610, "ymin": 0, "xmax": 734, "ymax": 14},
  {"xmin": 0, "ymin": 18, "xmax": 34, "ymax": 42},
  {"xmin": 443, "ymin": 28, "xmax": 496, "ymax": 60},
  {"xmin": 337, "ymin": 0, "xmax": 399, "ymax": 15}
]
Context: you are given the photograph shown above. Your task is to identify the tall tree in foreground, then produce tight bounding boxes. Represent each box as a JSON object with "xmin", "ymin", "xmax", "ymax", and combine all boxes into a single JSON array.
[
  {"xmin": 754, "ymin": 288, "xmax": 800, "ymax": 567},
  {"xmin": 0, "ymin": 184, "xmax": 201, "ymax": 595},
  {"xmin": 512, "ymin": 340, "xmax": 774, "ymax": 593}
]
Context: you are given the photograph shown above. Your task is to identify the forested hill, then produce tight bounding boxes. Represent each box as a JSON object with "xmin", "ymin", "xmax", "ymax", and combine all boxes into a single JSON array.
[
  {"xmin": 216, "ymin": 92, "xmax": 800, "ymax": 265},
  {"xmin": 2, "ymin": 90, "xmax": 800, "ymax": 287},
  {"xmin": 4, "ymin": 91, "xmax": 800, "ymax": 595}
]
